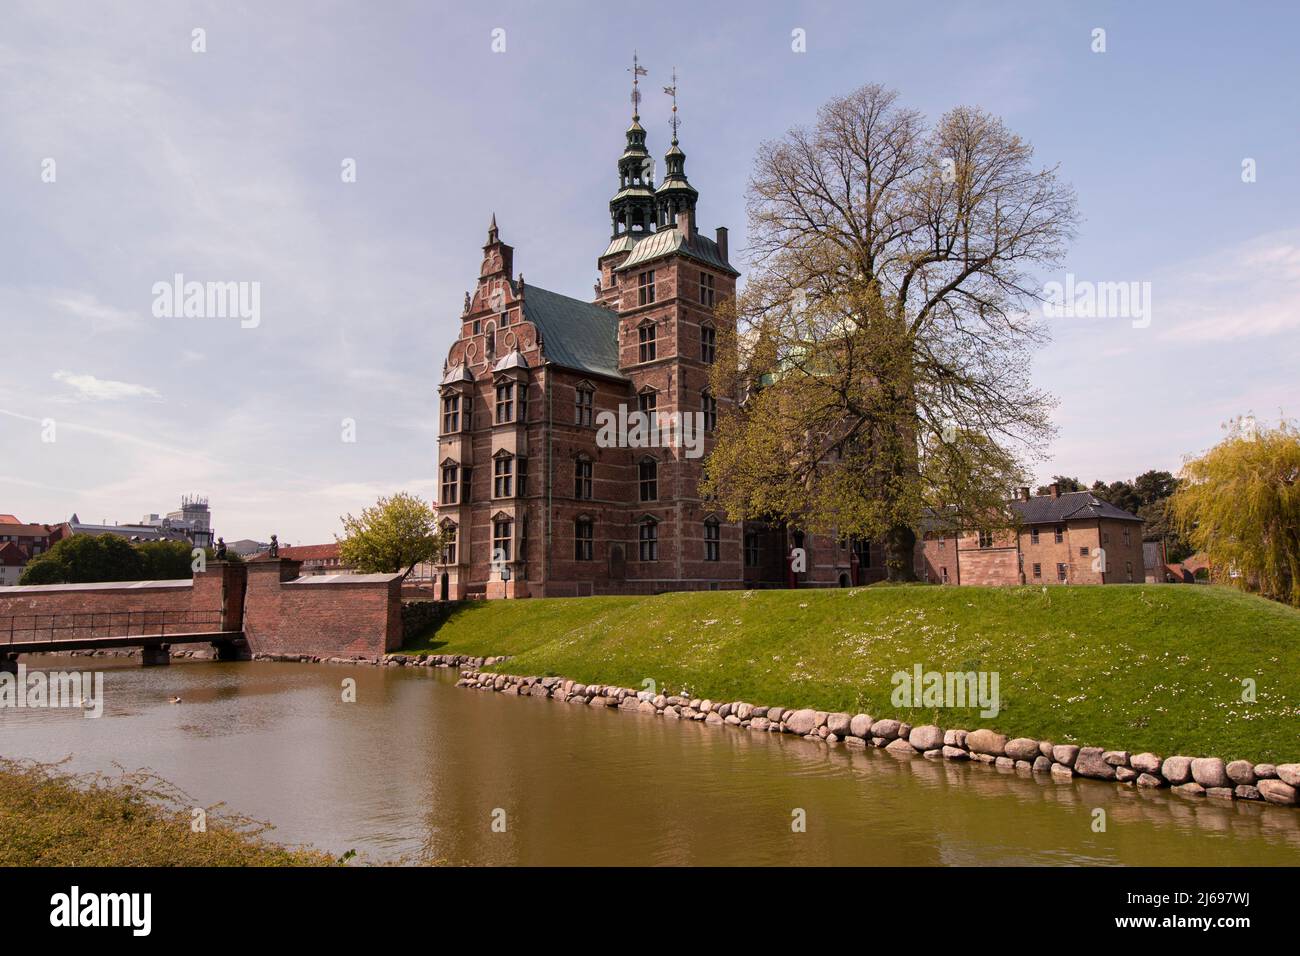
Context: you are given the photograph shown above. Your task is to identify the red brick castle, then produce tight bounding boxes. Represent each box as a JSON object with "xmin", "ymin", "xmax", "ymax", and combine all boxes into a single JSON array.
[{"xmin": 431, "ymin": 70, "xmax": 877, "ymax": 600}]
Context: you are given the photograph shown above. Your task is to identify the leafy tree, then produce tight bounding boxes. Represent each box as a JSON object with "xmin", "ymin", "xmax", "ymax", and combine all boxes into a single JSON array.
[
  {"xmin": 337, "ymin": 492, "xmax": 446, "ymax": 578},
  {"xmin": 1169, "ymin": 418, "xmax": 1300, "ymax": 606},
  {"xmin": 705, "ymin": 84, "xmax": 1077, "ymax": 579},
  {"xmin": 137, "ymin": 540, "xmax": 200, "ymax": 579},
  {"xmin": 1035, "ymin": 476, "xmax": 1083, "ymax": 496},
  {"xmin": 19, "ymin": 534, "xmax": 146, "ymax": 585}
]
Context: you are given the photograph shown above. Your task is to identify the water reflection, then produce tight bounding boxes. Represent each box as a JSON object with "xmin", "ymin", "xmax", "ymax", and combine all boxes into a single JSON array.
[{"xmin": 1, "ymin": 657, "xmax": 1296, "ymax": 865}]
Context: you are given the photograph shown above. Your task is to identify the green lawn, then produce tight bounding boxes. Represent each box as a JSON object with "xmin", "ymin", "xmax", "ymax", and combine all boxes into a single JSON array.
[{"xmin": 404, "ymin": 584, "xmax": 1300, "ymax": 763}]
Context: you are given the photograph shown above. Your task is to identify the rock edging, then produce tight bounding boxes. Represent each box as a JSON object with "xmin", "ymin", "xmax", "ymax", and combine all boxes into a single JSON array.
[{"xmin": 455, "ymin": 669, "xmax": 1300, "ymax": 808}]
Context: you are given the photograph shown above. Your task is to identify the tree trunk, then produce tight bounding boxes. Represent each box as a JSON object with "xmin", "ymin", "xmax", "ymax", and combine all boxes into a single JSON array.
[{"xmin": 884, "ymin": 523, "xmax": 918, "ymax": 582}]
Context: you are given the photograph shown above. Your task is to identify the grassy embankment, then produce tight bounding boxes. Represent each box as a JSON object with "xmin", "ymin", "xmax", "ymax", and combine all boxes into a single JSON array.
[
  {"xmin": 0, "ymin": 759, "xmax": 337, "ymax": 866},
  {"xmin": 403, "ymin": 584, "xmax": 1300, "ymax": 763}
]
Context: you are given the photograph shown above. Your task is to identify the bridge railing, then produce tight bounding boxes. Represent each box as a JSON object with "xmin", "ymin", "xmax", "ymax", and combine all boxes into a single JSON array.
[{"xmin": 1, "ymin": 609, "xmax": 226, "ymax": 646}]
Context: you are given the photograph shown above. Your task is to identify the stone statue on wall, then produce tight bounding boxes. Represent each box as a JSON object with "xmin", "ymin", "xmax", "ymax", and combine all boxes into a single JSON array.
[
  {"xmin": 269, "ymin": 534, "xmax": 279, "ymax": 558},
  {"xmin": 215, "ymin": 537, "xmax": 227, "ymax": 560}
]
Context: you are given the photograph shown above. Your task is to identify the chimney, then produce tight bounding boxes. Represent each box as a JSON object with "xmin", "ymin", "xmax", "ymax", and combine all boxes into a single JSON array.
[
  {"xmin": 1049, "ymin": 483, "xmax": 1060, "ymax": 499},
  {"xmin": 1018, "ymin": 486, "xmax": 1030, "ymax": 501},
  {"xmin": 715, "ymin": 226, "xmax": 729, "ymax": 262},
  {"xmin": 675, "ymin": 209, "xmax": 693, "ymax": 237}
]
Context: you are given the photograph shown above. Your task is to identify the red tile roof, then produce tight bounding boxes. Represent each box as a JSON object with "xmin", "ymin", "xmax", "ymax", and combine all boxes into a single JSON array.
[{"xmin": 0, "ymin": 541, "xmax": 28, "ymax": 566}]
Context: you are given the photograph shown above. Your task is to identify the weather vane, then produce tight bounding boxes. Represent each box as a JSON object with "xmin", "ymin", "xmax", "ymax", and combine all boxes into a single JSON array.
[
  {"xmin": 664, "ymin": 67, "xmax": 680, "ymax": 141},
  {"xmin": 628, "ymin": 51, "xmax": 648, "ymax": 117}
]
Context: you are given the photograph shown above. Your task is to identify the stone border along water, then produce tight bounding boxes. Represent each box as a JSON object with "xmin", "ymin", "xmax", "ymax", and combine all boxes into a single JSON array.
[{"xmin": 42, "ymin": 648, "xmax": 1300, "ymax": 809}]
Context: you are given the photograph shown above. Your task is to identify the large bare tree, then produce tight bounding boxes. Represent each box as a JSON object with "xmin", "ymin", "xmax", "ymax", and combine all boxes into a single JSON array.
[{"xmin": 704, "ymin": 84, "xmax": 1077, "ymax": 579}]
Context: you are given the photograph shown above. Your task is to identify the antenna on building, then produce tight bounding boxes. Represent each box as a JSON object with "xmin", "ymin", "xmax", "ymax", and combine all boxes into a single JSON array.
[
  {"xmin": 628, "ymin": 51, "xmax": 648, "ymax": 119},
  {"xmin": 664, "ymin": 67, "xmax": 680, "ymax": 142}
]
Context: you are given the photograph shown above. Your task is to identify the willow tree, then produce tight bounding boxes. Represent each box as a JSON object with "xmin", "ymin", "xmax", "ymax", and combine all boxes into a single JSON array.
[
  {"xmin": 1169, "ymin": 418, "xmax": 1300, "ymax": 606},
  {"xmin": 703, "ymin": 84, "xmax": 1077, "ymax": 579}
]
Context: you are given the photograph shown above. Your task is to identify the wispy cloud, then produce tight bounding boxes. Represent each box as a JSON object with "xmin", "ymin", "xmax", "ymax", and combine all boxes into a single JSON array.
[{"xmin": 52, "ymin": 370, "xmax": 161, "ymax": 402}]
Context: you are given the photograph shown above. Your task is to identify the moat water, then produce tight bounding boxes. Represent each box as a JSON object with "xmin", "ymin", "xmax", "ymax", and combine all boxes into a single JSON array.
[{"xmin": 2, "ymin": 656, "xmax": 1298, "ymax": 865}]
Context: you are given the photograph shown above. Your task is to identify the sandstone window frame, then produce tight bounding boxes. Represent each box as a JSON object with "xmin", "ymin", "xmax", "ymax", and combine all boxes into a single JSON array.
[
  {"xmin": 440, "ymin": 461, "xmax": 460, "ymax": 506},
  {"xmin": 574, "ymin": 456, "xmax": 593, "ymax": 500},
  {"xmin": 440, "ymin": 520, "xmax": 459, "ymax": 565},
  {"xmin": 638, "ymin": 517, "xmax": 659, "ymax": 562},
  {"xmin": 492, "ymin": 517, "xmax": 513, "ymax": 564},
  {"xmin": 574, "ymin": 517, "xmax": 594, "ymax": 561},
  {"xmin": 574, "ymin": 382, "xmax": 595, "ymax": 426},
  {"xmin": 704, "ymin": 517, "xmax": 720, "ymax": 562},
  {"xmin": 638, "ymin": 456, "xmax": 658, "ymax": 502},
  {"xmin": 638, "ymin": 269, "xmax": 656, "ymax": 306},
  {"xmin": 637, "ymin": 321, "xmax": 657, "ymax": 363},
  {"xmin": 698, "ymin": 270, "xmax": 715, "ymax": 308},
  {"xmin": 495, "ymin": 380, "xmax": 515, "ymax": 424},
  {"xmin": 492, "ymin": 453, "xmax": 514, "ymax": 498}
]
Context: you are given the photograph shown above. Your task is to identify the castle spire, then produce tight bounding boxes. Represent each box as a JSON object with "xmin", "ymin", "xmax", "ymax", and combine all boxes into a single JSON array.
[
  {"xmin": 608, "ymin": 53, "xmax": 657, "ymax": 240},
  {"xmin": 655, "ymin": 67, "xmax": 698, "ymax": 231}
]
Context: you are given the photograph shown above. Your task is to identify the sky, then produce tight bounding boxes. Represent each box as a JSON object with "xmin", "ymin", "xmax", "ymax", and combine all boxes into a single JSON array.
[{"xmin": 1, "ymin": 0, "xmax": 1297, "ymax": 543}]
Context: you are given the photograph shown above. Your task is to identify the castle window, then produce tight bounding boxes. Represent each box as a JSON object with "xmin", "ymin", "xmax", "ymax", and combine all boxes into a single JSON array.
[
  {"xmin": 442, "ymin": 394, "xmax": 461, "ymax": 433},
  {"xmin": 639, "ymin": 519, "xmax": 659, "ymax": 562},
  {"xmin": 517, "ymin": 457, "xmax": 529, "ymax": 497},
  {"xmin": 1033, "ymin": 562, "xmax": 1042, "ymax": 578},
  {"xmin": 575, "ymin": 386, "xmax": 594, "ymax": 426},
  {"xmin": 744, "ymin": 532, "xmax": 760, "ymax": 567},
  {"xmin": 461, "ymin": 466, "xmax": 473, "ymax": 504},
  {"xmin": 1123, "ymin": 528, "xmax": 1131, "ymax": 547},
  {"xmin": 701, "ymin": 390, "xmax": 717, "ymax": 430},
  {"xmin": 704, "ymin": 519, "xmax": 720, "ymax": 562},
  {"xmin": 493, "ymin": 457, "xmax": 514, "ymax": 498},
  {"xmin": 1030, "ymin": 528, "xmax": 1039, "ymax": 545},
  {"xmin": 440, "ymin": 464, "xmax": 459, "ymax": 506},
  {"xmin": 495, "ymin": 382, "xmax": 514, "ymax": 423},
  {"xmin": 441, "ymin": 524, "xmax": 458, "ymax": 565},
  {"xmin": 699, "ymin": 271, "xmax": 715, "ymax": 308},
  {"xmin": 638, "ymin": 458, "xmax": 658, "ymax": 502},
  {"xmin": 473, "ymin": 318, "xmax": 481, "ymax": 335},
  {"xmin": 638, "ymin": 270, "xmax": 656, "ymax": 306},
  {"xmin": 978, "ymin": 531, "xmax": 994, "ymax": 549},
  {"xmin": 637, "ymin": 389, "xmax": 657, "ymax": 416},
  {"xmin": 575, "ymin": 519, "xmax": 594, "ymax": 561},
  {"xmin": 574, "ymin": 458, "xmax": 593, "ymax": 500},
  {"xmin": 1126, "ymin": 560, "xmax": 1133, "ymax": 582},
  {"xmin": 492, "ymin": 519, "xmax": 512, "ymax": 563},
  {"xmin": 638, "ymin": 323, "xmax": 656, "ymax": 362},
  {"xmin": 1054, "ymin": 525, "xmax": 1064, "ymax": 544},
  {"xmin": 701, "ymin": 324, "xmax": 716, "ymax": 363}
]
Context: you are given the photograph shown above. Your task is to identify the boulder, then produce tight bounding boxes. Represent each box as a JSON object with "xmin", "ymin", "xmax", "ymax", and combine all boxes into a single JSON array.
[
  {"xmin": 749, "ymin": 717, "xmax": 770, "ymax": 732},
  {"xmin": 784, "ymin": 709, "xmax": 819, "ymax": 736},
  {"xmin": 1052, "ymin": 744, "xmax": 1080, "ymax": 767},
  {"xmin": 1276, "ymin": 764, "xmax": 1300, "ymax": 787},
  {"xmin": 1234, "ymin": 785, "xmax": 1261, "ymax": 801},
  {"xmin": 897, "ymin": 722, "xmax": 913, "ymax": 740},
  {"xmin": 944, "ymin": 729, "xmax": 968, "ymax": 748},
  {"xmin": 1014, "ymin": 760, "xmax": 1034, "ymax": 772},
  {"xmin": 736, "ymin": 703, "xmax": 754, "ymax": 721},
  {"xmin": 1116, "ymin": 766, "xmax": 1138, "ymax": 783},
  {"xmin": 1103, "ymin": 750, "xmax": 1130, "ymax": 767},
  {"xmin": 1160, "ymin": 755, "xmax": 1193, "ymax": 785},
  {"xmin": 1050, "ymin": 762, "xmax": 1074, "ymax": 779},
  {"xmin": 767, "ymin": 707, "xmax": 785, "ymax": 724},
  {"xmin": 827, "ymin": 712, "xmax": 853, "ymax": 736},
  {"xmin": 638, "ymin": 701, "xmax": 658, "ymax": 714},
  {"xmin": 849, "ymin": 714, "xmax": 873, "ymax": 738},
  {"xmin": 1032, "ymin": 755, "xmax": 1052, "ymax": 774},
  {"xmin": 870, "ymin": 718, "xmax": 902, "ymax": 740},
  {"xmin": 1173, "ymin": 782, "xmax": 1206, "ymax": 797},
  {"xmin": 725, "ymin": 714, "xmax": 741, "ymax": 725},
  {"xmin": 966, "ymin": 729, "xmax": 1008, "ymax": 756},
  {"xmin": 1258, "ymin": 780, "xmax": 1298, "ymax": 806},
  {"xmin": 1254, "ymin": 763, "xmax": 1278, "ymax": 779},
  {"xmin": 1039, "ymin": 741, "xmax": 1055, "ymax": 758},
  {"xmin": 1205, "ymin": 787, "xmax": 1235, "ymax": 800},
  {"xmin": 909, "ymin": 725, "xmax": 945, "ymax": 751},
  {"xmin": 1131, "ymin": 753, "xmax": 1162, "ymax": 774},
  {"xmin": 1225, "ymin": 760, "xmax": 1256, "ymax": 786},
  {"xmin": 994, "ymin": 756, "xmax": 1015, "ymax": 770},
  {"xmin": 942, "ymin": 746, "xmax": 969, "ymax": 760},
  {"xmin": 1074, "ymin": 747, "xmax": 1117, "ymax": 780},
  {"xmin": 1190, "ymin": 757, "xmax": 1230, "ymax": 789},
  {"xmin": 885, "ymin": 737, "xmax": 917, "ymax": 755},
  {"xmin": 1137, "ymin": 773, "xmax": 1164, "ymax": 788},
  {"xmin": 1005, "ymin": 737, "xmax": 1041, "ymax": 762}
]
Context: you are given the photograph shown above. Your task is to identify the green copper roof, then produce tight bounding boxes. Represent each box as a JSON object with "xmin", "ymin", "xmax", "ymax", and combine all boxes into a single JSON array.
[
  {"xmin": 614, "ymin": 225, "xmax": 738, "ymax": 276},
  {"xmin": 522, "ymin": 285, "xmax": 625, "ymax": 380}
]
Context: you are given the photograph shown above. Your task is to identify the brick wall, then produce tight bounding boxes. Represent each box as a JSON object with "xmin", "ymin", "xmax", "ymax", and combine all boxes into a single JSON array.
[{"xmin": 241, "ymin": 558, "xmax": 402, "ymax": 658}]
